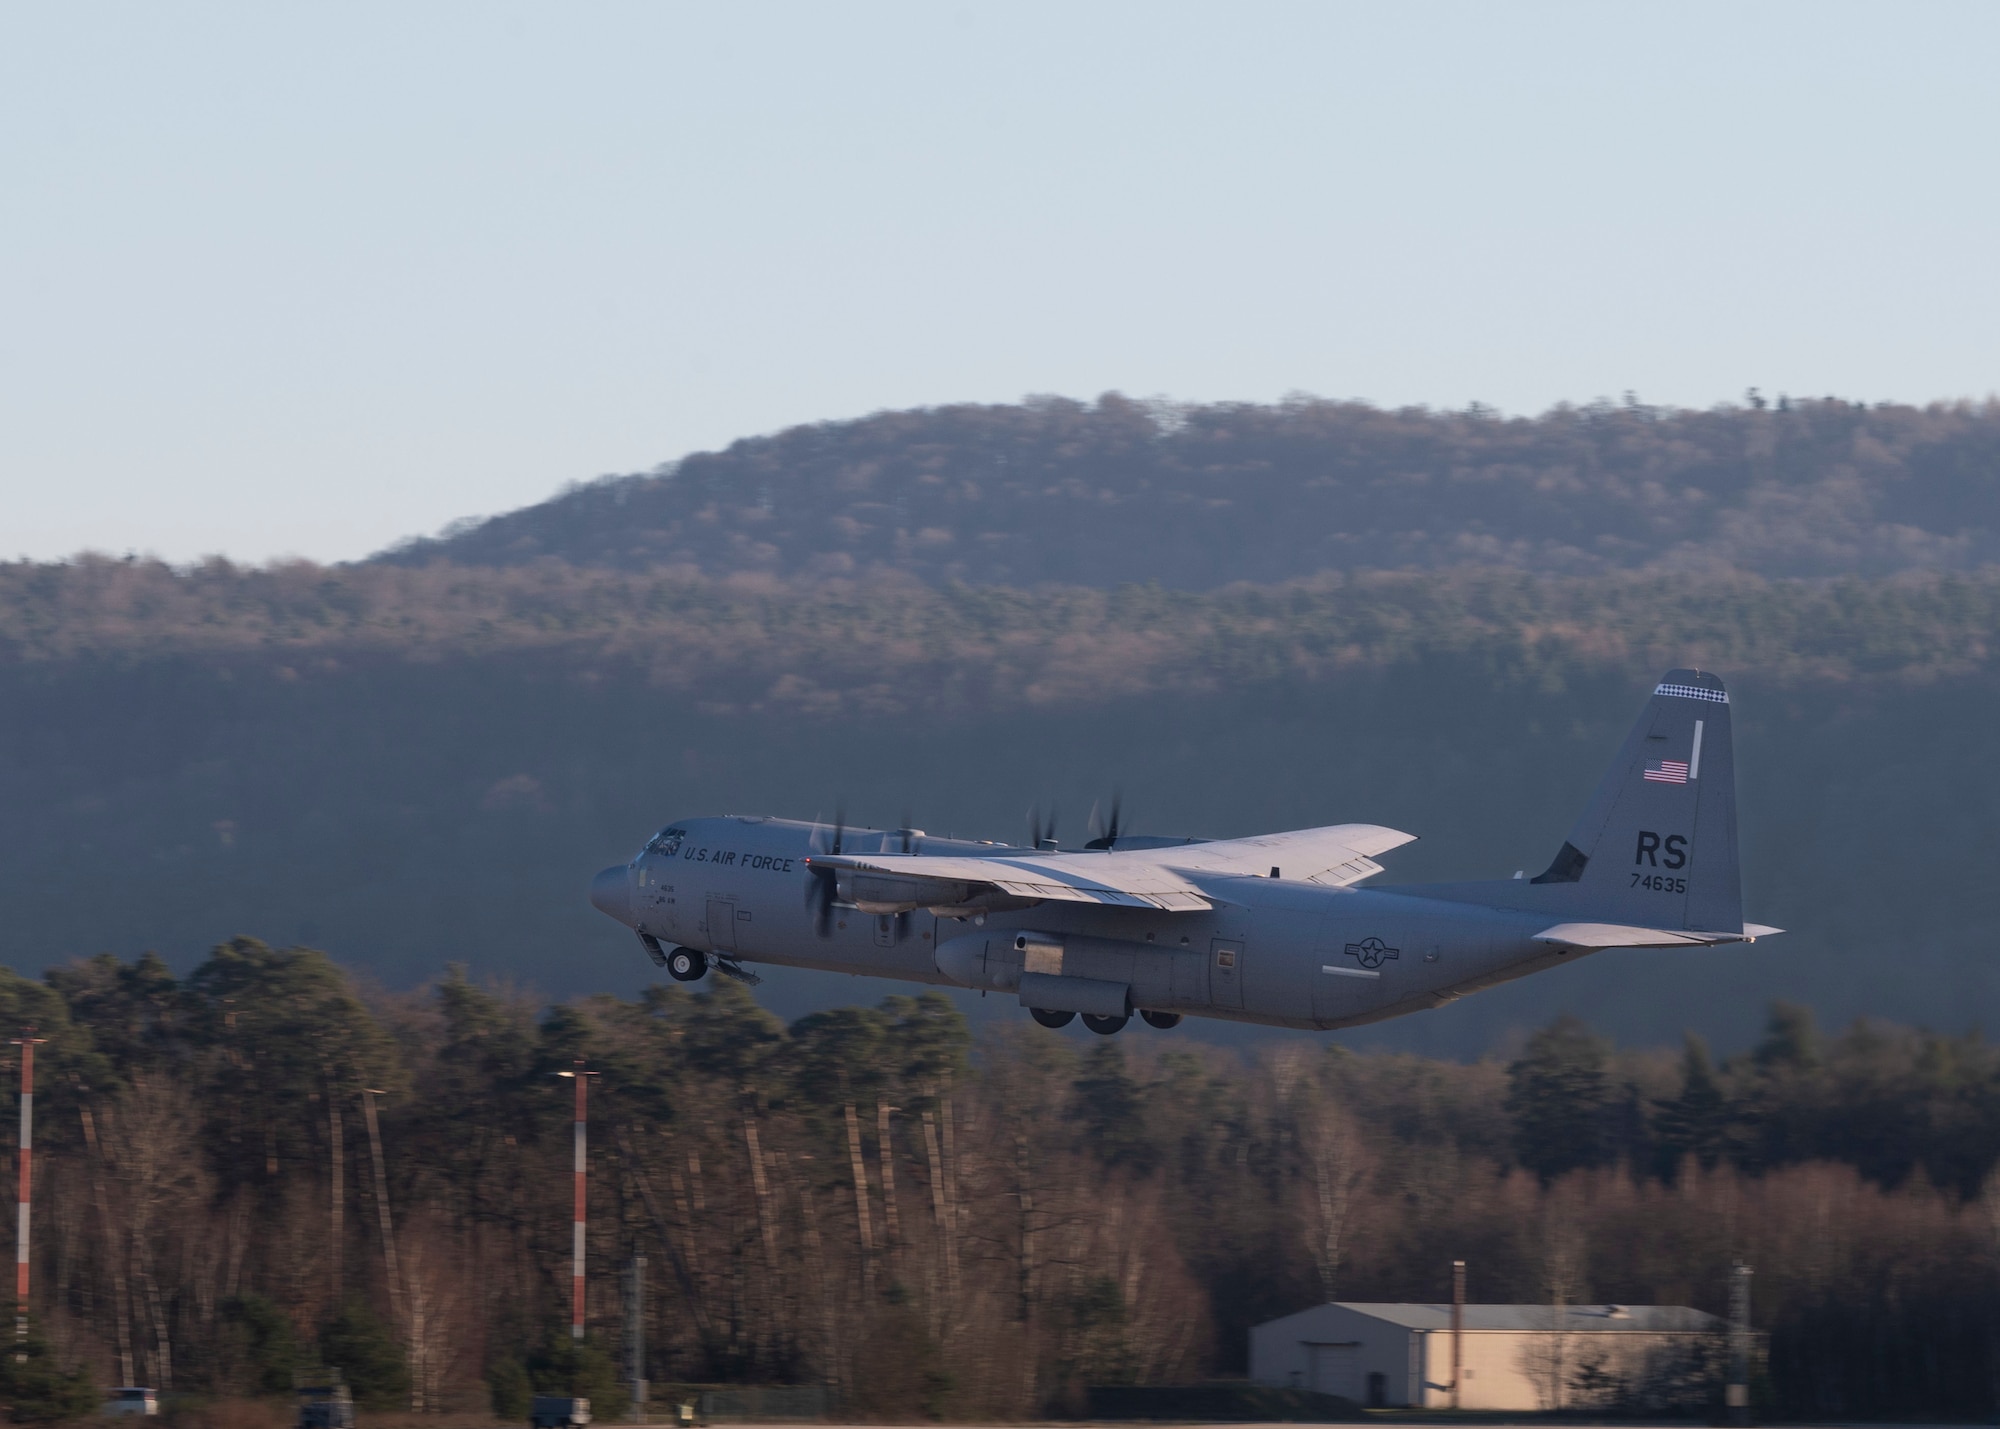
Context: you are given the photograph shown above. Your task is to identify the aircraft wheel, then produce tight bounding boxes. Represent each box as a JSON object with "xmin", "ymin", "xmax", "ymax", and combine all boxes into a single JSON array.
[
  {"xmin": 1029, "ymin": 1007, "xmax": 1075, "ymax": 1029},
  {"xmin": 1140, "ymin": 1010, "xmax": 1182, "ymax": 1029},
  {"xmin": 666, "ymin": 947, "xmax": 709, "ymax": 982},
  {"xmin": 1081, "ymin": 1013, "xmax": 1129, "ymax": 1035}
]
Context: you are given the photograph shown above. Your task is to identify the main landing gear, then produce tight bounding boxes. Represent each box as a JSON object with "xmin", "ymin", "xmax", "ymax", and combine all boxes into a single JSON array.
[
  {"xmin": 666, "ymin": 947, "xmax": 709, "ymax": 982},
  {"xmin": 1027, "ymin": 1007, "xmax": 1180, "ymax": 1033}
]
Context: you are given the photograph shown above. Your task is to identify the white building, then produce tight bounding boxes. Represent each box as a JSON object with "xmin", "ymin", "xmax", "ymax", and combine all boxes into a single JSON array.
[{"xmin": 1250, "ymin": 1302, "xmax": 1723, "ymax": 1410}]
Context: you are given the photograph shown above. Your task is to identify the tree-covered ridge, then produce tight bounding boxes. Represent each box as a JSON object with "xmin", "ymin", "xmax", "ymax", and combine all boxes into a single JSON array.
[
  {"xmin": 5, "ymin": 558, "xmax": 2000, "ymax": 712},
  {"xmin": 379, "ymin": 393, "xmax": 2000, "ymax": 585},
  {"xmin": 16, "ymin": 946, "xmax": 2000, "ymax": 1420}
]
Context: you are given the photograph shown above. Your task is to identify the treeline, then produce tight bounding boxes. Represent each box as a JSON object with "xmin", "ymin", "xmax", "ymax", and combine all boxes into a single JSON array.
[
  {"xmin": 11, "ymin": 945, "xmax": 2000, "ymax": 1420},
  {"xmin": 381, "ymin": 393, "xmax": 2000, "ymax": 586},
  {"xmin": 7, "ymin": 558, "xmax": 2000, "ymax": 714}
]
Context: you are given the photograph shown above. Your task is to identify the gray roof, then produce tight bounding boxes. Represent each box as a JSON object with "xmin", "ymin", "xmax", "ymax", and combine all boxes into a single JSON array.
[{"xmin": 1329, "ymin": 1303, "xmax": 1721, "ymax": 1333}]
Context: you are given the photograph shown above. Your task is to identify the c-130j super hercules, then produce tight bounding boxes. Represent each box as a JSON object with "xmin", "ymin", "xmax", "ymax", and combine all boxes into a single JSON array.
[{"xmin": 589, "ymin": 670, "xmax": 1781, "ymax": 1034}]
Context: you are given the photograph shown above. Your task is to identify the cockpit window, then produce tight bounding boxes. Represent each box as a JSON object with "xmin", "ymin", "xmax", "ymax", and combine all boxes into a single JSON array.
[{"xmin": 642, "ymin": 826, "xmax": 686, "ymax": 858}]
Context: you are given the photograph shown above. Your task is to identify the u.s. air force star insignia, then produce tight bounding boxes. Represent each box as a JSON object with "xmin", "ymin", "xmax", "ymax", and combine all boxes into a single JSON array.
[{"xmin": 1344, "ymin": 936, "xmax": 1400, "ymax": 969}]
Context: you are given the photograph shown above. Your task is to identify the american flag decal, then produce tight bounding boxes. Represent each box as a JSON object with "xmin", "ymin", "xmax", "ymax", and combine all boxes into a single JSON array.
[{"xmin": 1644, "ymin": 759, "xmax": 1690, "ymax": 784}]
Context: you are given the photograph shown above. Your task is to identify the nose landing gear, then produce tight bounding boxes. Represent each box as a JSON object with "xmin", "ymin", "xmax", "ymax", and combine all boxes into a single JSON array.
[{"xmin": 666, "ymin": 947, "xmax": 709, "ymax": 982}]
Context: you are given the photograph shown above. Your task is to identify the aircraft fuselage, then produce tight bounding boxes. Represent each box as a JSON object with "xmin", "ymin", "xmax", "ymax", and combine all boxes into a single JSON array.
[{"xmin": 598, "ymin": 814, "xmax": 1579, "ymax": 1031}]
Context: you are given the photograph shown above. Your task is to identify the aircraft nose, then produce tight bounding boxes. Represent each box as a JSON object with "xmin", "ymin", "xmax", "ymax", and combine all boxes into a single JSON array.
[{"xmin": 589, "ymin": 865, "xmax": 633, "ymax": 924}]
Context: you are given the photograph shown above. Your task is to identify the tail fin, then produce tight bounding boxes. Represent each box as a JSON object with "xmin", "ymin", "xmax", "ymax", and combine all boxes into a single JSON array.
[{"xmin": 1529, "ymin": 670, "xmax": 1744, "ymax": 934}]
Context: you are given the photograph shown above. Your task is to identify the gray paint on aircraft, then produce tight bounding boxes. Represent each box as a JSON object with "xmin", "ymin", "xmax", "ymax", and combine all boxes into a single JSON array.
[{"xmin": 587, "ymin": 671, "xmax": 1779, "ymax": 1034}]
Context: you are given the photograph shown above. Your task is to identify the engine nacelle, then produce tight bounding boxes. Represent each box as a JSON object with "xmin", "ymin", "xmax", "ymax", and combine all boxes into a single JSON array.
[{"xmin": 841, "ymin": 873, "xmax": 956, "ymax": 915}]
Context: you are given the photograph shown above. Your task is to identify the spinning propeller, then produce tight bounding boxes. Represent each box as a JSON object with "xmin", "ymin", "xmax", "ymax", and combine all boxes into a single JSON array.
[
  {"xmin": 805, "ymin": 807, "xmax": 925, "ymax": 938},
  {"xmin": 890, "ymin": 813, "xmax": 918, "ymax": 937},
  {"xmin": 805, "ymin": 806, "xmax": 845, "ymax": 937},
  {"xmin": 1084, "ymin": 792, "xmax": 1124, "ymax": 850}
]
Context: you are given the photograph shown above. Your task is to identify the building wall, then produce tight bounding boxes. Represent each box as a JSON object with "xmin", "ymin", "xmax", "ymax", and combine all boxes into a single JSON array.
[
  {"xmin": 1413, "ymin": 1331, "xmax": 1549, "ymax": 1410},
  {"xmin": 1253, "ymin": 1310, "xmax": 1716, "ymax": 1412},
  {"xmin": 1416, "ymin": 1329, "xmax": 1718, "ymax": 1410},
  {"xmin": 1249, "ymin": 1306, "xmax": 1419, "ymax": 1406}
]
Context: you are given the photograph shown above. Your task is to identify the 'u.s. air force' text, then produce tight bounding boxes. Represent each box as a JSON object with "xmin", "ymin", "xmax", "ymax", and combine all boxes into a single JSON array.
[{"xmin": 679, "ymin": 846, "xmax": 796, "ymax": 872}]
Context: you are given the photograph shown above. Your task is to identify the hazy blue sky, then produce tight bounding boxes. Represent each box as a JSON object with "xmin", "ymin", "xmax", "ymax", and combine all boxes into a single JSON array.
[{"xmin": 4, "ymin": 2, "xmax": 1996, "ymax": 564}]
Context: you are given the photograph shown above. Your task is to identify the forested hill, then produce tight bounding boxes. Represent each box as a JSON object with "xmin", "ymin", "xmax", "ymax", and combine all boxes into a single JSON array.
[
  {"xmin": 379, "ymin": 393, "xmax": 2000, "ymax": 586},
  {"xmin": 7, "ymin": 555, "xmax": 2000, "ymax": 1054},
  {"xmin": 14, "ymin": 393, "xmax": 2000, "ymax": 1060}
]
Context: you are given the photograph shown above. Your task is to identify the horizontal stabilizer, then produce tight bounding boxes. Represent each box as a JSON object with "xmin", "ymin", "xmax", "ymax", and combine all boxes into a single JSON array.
[{"xmin": 1534, "ymin": 921, "xmax": 1767, "ymax": 950}]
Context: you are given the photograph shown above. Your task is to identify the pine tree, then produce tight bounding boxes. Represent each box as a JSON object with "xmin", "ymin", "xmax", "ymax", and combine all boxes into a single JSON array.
[
  {"xmin": 1651, "ymin": 1032, "xmax": 1731, "ymax": 1179},
  {"xmin": 1506, "ymin": 1014, "xmax": 1612, "ymax": 1181}
]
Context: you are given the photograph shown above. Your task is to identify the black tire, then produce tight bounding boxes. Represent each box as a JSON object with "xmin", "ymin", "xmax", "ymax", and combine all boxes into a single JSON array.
[
  {"xmin": 667, "ymin": 947, "xmax": 709, "ymax": 982},
  {"xmin": 1082, "ymin": 1012, "xmax": 1129, "ymax": 1035},
  {"xmin": 1140, "ymin": 1009, "xmax": 1182, "ymax": 1029},
  {"xmin": 1029, "ymin": 1007, "xmax": 1075, "ymax": 1028}
]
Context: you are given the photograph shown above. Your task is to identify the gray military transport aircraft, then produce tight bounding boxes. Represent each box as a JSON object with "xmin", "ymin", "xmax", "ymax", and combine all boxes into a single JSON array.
[{"xmin": 588, "ymin": 670, "xmax": 1779, "ymax": 1034}]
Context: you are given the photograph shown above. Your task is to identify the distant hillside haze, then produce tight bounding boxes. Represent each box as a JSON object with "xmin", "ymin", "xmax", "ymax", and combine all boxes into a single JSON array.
[
  {"xmin": 379, "ymin": 393, "xmax": 2000, "ymax": 584},
  {"xmin": 7, "ymin": 554, "xmax": 2000, "ymax": 1054},
  {"xmin": 12, "ymin": 389, "xmax": 2000, "ymax": 1057}
]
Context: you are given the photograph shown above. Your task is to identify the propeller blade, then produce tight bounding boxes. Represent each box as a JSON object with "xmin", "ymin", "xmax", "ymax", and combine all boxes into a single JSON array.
[
  {"xmin": 1085, "ymin": 791, "xmax": 1124, "ymax": 850},
  {"xmin": 804, "ymin": 863, "xmax": 838, "ymax": 937}
]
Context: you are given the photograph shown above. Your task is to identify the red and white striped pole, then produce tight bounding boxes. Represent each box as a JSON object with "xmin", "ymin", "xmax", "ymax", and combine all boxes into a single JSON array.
[
  {"xmin": 557, "ymin": 1063, "xmax": 597, "ymax": 1341},
  {"xmin": 12, "ymin": 1032, "xmax": 45, "ymax": 1345}
]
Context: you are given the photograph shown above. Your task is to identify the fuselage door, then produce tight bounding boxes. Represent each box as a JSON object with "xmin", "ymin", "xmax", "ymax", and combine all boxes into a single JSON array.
[
  {"xmin": 1210, "ymin": 937, "xmax": 1245, "ymax": 1009},
  {"xmin": 706, "ymin": 897, "xmax": 737, "ymax": 952}
]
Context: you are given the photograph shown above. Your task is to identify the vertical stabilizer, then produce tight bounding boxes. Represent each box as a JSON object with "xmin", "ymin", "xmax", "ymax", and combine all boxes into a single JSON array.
[{"xmin": 1529, "ymin": 670, "xmax": 1743, "ymax": 933}]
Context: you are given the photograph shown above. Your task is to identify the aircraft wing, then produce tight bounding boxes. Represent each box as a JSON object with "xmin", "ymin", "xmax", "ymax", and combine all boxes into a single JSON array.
[
  {"xmin": 1158, "ymin": 823, "xmax": 1416, "ymax": 887},
  {"xmin": 807, "ymin": 852, "xmax": 1214, "ymax": 911},
  {"xmin": 1534, "ymin": 921, "xmax": 1784, "ymax": 950},
  {"xmin": 810, "ymin": 821, "xmax": 1414, "ymax": 913}
]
